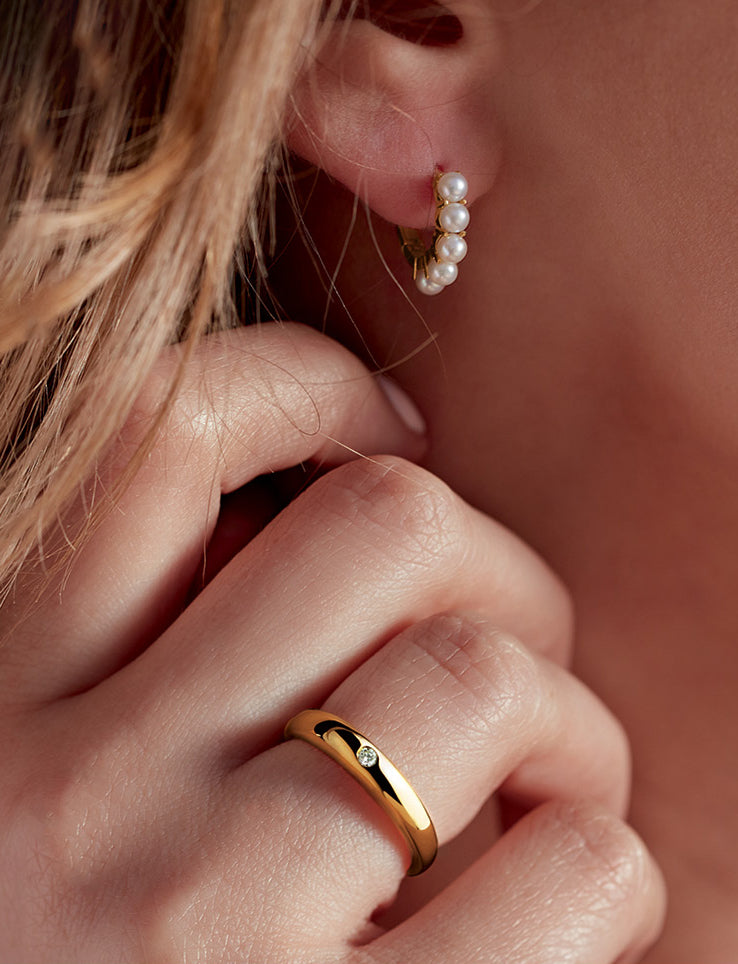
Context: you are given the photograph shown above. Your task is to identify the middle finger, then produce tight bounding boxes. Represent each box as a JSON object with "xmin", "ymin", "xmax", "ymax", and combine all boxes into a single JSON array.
[{"xmin": 109, "ymin": 455, "xmax": 573, "ymax": 757}]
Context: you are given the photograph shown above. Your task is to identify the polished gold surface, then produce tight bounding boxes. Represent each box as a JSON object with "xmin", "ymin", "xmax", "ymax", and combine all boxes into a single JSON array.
[
  {"xmin": 284, "ymin": 709, "xmax": 438, "ymax": 876},
  {"xmin": 397, "ymin": 226, "xmax": 428, "ymax": 279}
]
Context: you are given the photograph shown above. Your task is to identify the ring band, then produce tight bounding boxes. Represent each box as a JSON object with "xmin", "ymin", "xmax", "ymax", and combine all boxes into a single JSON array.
[{"xmin": 284, "ymin": 710, "xmax": 438, "ymax": 876}]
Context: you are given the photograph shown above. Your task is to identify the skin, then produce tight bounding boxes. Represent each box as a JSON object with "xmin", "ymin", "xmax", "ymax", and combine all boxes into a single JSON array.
[
  {"xmin": 0, "ymin": 0, "xmax": 729, "ymax": 959},
  {"xmin": 276, "ymin": 0, "xmax": 738, "ymax": 960},
  {"xmin": 0, "ymin": 326, "xmax": 664, "ymax": 962}
]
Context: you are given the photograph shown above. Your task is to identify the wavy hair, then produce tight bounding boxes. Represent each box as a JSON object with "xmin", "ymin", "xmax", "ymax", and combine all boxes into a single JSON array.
[{"xmin": 0, "ymin": 0, "xmax": 323, "ymax": 597}]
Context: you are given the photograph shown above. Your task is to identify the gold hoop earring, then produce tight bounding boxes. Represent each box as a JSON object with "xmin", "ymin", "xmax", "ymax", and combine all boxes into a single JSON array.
[{"xmin": 397, "ymin": 170, "xmax": 469, "ymax": 296}]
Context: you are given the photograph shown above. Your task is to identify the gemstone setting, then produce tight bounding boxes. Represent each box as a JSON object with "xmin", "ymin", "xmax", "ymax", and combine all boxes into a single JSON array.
[{"xmin": 357, "ymin": 745, "xmax": 379, "ymax": 768}]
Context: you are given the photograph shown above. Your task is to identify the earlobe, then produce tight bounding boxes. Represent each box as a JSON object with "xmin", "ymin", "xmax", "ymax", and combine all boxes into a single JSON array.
[{"xmin": 287, "ymin": 3, "xmax": 501, "ymax": 227}]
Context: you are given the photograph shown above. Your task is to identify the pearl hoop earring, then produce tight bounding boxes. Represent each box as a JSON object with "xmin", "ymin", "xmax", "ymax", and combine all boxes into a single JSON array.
[{"xmin": 397, "ymin": 170, "xmax": 469, "ymax": 296}]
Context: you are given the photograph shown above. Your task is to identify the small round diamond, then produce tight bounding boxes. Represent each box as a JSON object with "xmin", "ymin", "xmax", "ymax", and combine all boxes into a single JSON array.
[{"xmin": 356, "ymin": 745, "xmax": 378, "ymax": 768}]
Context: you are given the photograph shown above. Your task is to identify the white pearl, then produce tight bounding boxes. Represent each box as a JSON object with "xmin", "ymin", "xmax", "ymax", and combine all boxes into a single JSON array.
[
  {"xmin": 416, "ymin": 273, "xmax": 444, "ymax": 296},
  {"xmin": 438, "ymin": 202, "xmax": 470, "ymax": 234},
  {"xmin": 437, "ymin": 171, "xmax": 468, "ymax": 203},
  {"xmin": 427, "ymin": 259, "xmax": 458, "ymax": 287},
  {"xmin": 435, "ymin": 233, "xmax": 468, "ymax": 264}
]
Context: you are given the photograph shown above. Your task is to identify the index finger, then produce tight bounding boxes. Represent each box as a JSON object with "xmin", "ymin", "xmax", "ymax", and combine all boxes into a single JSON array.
[{"xmin": 0, "ymin": 323, "xmax": 425, "ymax": 702}]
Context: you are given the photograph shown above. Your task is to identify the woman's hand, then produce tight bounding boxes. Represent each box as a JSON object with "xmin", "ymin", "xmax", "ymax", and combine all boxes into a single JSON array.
[{"xmin": 0, "ymin": 324, "xmax": 665, "ymax": 963}]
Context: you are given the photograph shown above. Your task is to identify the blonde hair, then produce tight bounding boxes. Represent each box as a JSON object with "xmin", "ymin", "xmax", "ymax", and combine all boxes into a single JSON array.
[{"xmin": 0, "ymin": 0, "xmax": 322, "ymax": 597}]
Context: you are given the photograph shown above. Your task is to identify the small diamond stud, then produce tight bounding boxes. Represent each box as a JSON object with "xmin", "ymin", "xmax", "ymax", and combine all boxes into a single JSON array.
[{"xmin": 357, "ymin": 745, "xmax": 379, "ymax": 768}]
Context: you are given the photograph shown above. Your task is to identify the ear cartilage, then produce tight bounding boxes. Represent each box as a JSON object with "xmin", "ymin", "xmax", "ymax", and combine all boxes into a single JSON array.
[{"xmin": 397, "ymin": 170, "xmax": 469, "ymax": 296}]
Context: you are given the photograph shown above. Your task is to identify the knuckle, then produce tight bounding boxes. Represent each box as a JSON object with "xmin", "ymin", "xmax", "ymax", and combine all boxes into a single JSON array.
[
  {"xmin": 411, "ymin": 614, "xmax": 541, "ymax": 740},
  {"xmin": 139, "ymin": 376, "xmax": 215, "ymax": 452},
  {"xmin": 21, "ymin": 752, "xmax": 114, "ymax": 880},
  {"xmin": 117, "ymin": 370, "xmax": 210, "ymax": 474},
  {"xmin": 314, "ymin": 457, "xmax": 462, "ymax": 567},
  {"xmin": 546, "ymin": 800, "xmax": 653, "ymax": 907},
  {"xmin": 3, "ymin": 763, "xmax": 101, "ymax": 943},
  {"xmin": 12, "ymin": 712, "xmax": 144, "ymax": 893},
  {"xmin": 122, "ymin": 341, "xmax": 245, "ymax": 467},
  {"xmin": 7, "ymin": 728, "xmax": 204, "ymax": 959}
]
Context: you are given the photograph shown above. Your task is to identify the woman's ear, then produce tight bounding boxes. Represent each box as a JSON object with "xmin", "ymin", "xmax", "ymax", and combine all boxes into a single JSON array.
[{"xmin": 287, "ymin": 1, "xmax": 501, "ymax": 227}]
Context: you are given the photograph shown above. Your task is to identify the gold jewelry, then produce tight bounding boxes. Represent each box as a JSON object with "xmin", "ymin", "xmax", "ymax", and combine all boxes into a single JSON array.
[
  {"xmin": 398, "ymin": 170, "xmax": 469, "ymax": 296},
  {"xmin": 284, "ymin": 709, "xmax": 438, "ymax": 876}
]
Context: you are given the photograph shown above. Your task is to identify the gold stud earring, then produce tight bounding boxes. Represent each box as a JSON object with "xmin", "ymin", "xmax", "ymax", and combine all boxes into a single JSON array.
[{"xmin": 397, "ymin": 170, "xmax": 469, "ymax": 296}]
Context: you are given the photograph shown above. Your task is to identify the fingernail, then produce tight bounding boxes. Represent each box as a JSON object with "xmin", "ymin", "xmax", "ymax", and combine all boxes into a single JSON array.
[{"xmin": 377, "ymin": 375, "xmax": 427, "ymax": 435}]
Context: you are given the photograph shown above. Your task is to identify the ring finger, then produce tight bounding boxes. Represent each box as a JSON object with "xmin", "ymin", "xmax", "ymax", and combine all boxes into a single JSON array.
[{"xmin": 217, "ymin": 611, "xmax": 630, "ymax": 946}]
